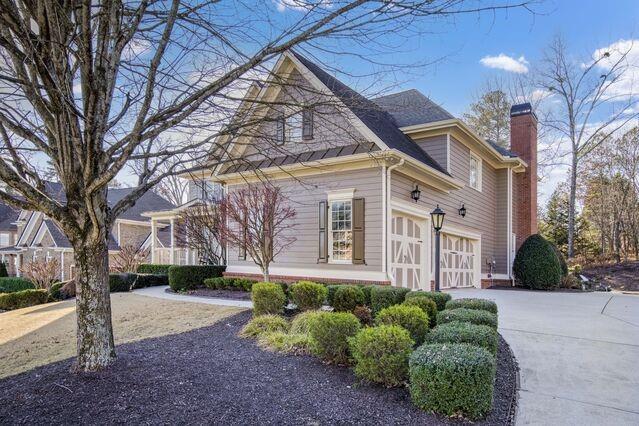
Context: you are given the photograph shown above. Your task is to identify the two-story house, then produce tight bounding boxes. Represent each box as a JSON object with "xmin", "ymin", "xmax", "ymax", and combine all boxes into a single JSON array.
[{"xmin": 185, "ymin": 51, "xmax": 538, "ymax": 290}]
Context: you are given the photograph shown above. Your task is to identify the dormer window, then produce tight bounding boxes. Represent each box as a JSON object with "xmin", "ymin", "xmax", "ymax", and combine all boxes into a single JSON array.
[
  {"xmin": 285, "ymin": 113, "xmax": 303, "ymax": 143},
  {"xmin": 276, "ymin": 107, "xmax": 313, "ymax": 144},
  {"xmin": 469, "ymin": 152, "xmax": 482, "ymax": 192}
]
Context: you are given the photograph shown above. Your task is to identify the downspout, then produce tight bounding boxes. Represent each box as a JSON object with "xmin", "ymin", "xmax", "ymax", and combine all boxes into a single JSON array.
[{"xmin": 385, "ymin": 159, "xmax": 404, "ymax": 283}]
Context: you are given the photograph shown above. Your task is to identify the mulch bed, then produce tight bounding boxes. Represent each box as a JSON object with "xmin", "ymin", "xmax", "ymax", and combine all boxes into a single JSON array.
[
  {"xmin": 0, "ymin": 311, "xmax": 518, "ymax": 425},
  {"xmin": 582, "ymin": 261, "xmax": 639, "ymax": 292},
  {"xmin": 183, "ymin": 288, "xmax": 252, "ymax": 301}
]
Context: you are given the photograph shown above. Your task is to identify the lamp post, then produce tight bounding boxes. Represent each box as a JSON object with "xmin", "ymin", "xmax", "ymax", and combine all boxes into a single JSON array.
[{"xmin": 430, "ymin": 205, "xmax": 445, "ymax": 292}]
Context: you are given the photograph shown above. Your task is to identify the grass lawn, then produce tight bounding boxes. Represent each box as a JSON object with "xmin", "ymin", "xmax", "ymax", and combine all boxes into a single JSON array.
[{"xmin": 0, "ymin": 293, "xmax": 244, "ymax": 378}]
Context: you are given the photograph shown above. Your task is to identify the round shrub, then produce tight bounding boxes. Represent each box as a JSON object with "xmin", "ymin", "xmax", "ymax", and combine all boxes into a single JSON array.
[
  {"xmin": 437, "ymin": 308, "xmax": 497, "ymax": 330},
  {"xmin": 357, "ymin": 284, "xmax": 373, "ymax": 305},
  {"xmin": 290, "ymin": 281, "xmax": 327, "ymax": 311},
  {"xmin": 445, "ymin": 298, "xmax": 498, "ymax": 315},
  {"xmin": 405, "ymin": 291, "xmax": 451, "ymax": 311},
  {"xmin": 513, "ymin": 234, "xmax": 562, "ymax": 290},
  {"xmin": 425, "ymin": 322, "xmax": 498, "ymax": 355},
  {"xmin": 551, "ymin": 243, "xmax": 568, "ymax": 277},
  {"xmin": 252, "ymin": 282, "xmax": 287, "ymax": 316},
  {"xmin": 308, "ymin": 311, "xmax": 361, "ymax": 364},
  {"xmin": 49, "ymin": 282, "xmax": 64, "ymax": 300},
  {"xmin": 370, "ymin": 286, "xmax": 409, "ymax": 313},
  {"xmin": 403, "ymin": 296, "xmax": 438, "ymax": 328},
  {"xmin": 349, "ymin": 325, "xmax": 414, "ymax": 387},
  {"xmin": 240, "ymin": 315, "xmax": 290, "ymax": 338},
  {"xmin": 375, "ymin": 304, "xmax": 429, "ymax": 345},
  {"xmin": 290, "ymin": 310, "xmax": 323, "ymax": 335},
  {"xmin": 109, "ymin": 273, "xmax": 135, "ymax": 292},
  {"xmin": 0, "ymin": 289, "xmax": 49, "ymax": 310},
  {"xmin": 353, "ymin": 305, "xmax": 373, "ymax": 326},
  {"xmin": 332, "ymin": 286, "xmax": 365, "ymax": 312},
  {"xmin": 409, "ymin": 343, "xmax": 496, "ymax": 420}
]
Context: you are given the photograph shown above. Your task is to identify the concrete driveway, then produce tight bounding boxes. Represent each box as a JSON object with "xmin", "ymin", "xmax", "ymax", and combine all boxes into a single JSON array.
[{"xmin": 447, "ymin": 288, "xmax": 639, "ymax": 426}]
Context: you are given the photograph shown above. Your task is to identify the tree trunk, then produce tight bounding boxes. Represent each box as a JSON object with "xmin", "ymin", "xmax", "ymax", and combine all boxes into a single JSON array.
[
  {"xmin": 73, "ymin": 236, "xmax": 116, "ymax": 372},
  {"xmin": 262, "ymin": 265, "xmax": 270, "ymax": 283},
  {"xmin": 567, "ymin": 155, "xmax": 578, "ymax": 258}
]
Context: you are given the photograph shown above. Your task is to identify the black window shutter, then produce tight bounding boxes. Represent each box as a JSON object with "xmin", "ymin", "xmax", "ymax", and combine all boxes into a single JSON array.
[
  {"xmin": 318, "ymin": 200, "xmax": 328, "ymax": 263},
  {"xmin": 302, "ymin": 108, "xmax": 313, "ymax": 140},
  {"xmin": 352, "ymin": 198, "xmax": 365, "ymax": 264},
  {"xmin": 276, "ymin": 116, "xmax": 285, "ymax": 144}
]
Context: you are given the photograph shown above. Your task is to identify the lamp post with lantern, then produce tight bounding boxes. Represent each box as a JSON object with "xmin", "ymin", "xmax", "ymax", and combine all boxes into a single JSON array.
[{"xmin": 430, "ymin": 205, "xmax": 446, "ymax": 292}]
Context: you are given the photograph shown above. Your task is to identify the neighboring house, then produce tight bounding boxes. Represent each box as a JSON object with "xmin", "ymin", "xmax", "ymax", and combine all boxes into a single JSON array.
[
  {"xmin": 186, "ymin": 51, "xmax": 538, "ymax": 290},
  {"xmin": 0, "ymin": 201, "xmax": 21, "ymax": 275},
  {"xmin": 0, "ymin": 182, "xmax": 185, "ymax": 279}
]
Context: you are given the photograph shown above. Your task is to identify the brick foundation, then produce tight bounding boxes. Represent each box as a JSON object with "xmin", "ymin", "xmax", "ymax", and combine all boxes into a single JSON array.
[
  {"xmin": 223, "ymin": 271, "xmax": 391, "ymax": 286},
  {"xmin": 481, "ymin": 278, "xmax": 513, "ymax": 289}
]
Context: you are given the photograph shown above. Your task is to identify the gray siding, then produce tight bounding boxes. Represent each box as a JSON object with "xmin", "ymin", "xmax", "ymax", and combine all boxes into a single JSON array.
[
  {"xmin": 227, "ymin": 167, "xmax": 383, "ymax": 272},
  {"xmin": 414, "ymin": 135, "xmax": 448, "ymax": 173},
  {"xmin": 391, "ymin": 136, "xmax": 507, "ymax": 274}
]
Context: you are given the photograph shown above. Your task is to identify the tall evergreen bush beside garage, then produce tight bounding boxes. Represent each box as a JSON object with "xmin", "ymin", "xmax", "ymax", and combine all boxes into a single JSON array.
[{"xmin": 513, "ymin": 234, "xmax": 562, "ymax": 290}]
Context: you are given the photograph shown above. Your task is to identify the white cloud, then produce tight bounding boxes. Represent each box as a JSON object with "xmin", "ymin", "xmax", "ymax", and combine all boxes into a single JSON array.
[
  {"xmin": 274, "ymin": 0, "xmax": 333, "ymax": 12},
  {"xmin": 480, "ymin": 54, "xmax": 529, "ymax": 74},
  {"xmin": 590, "ymin": 39, "xmax": 639, "ymax": 99}
]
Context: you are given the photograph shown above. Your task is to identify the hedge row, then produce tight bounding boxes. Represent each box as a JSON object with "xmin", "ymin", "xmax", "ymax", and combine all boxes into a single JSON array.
[
  {"xmin": 204, "ymin": 277, "xmax": 256, "ymax": 292},
  {"xmin": 136, "ymin": 264, "xmax": 173, "ymax": 274},
  {"xmin": 0, "ymin": 289, "xmax": 49, "ymax": 310},
  {"xmin": 0, "ymin": 277, "xmax": 35, "ymax": 293},
  {"xmin": 168, "ymin": 265, "xmax": 226, "ymax": 291}
]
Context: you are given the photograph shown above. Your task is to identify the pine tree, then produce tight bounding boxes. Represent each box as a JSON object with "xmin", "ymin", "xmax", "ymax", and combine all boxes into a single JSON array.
[{"xmin": 463, "ymin": 90, "xmax": 511, "ymax": 148}]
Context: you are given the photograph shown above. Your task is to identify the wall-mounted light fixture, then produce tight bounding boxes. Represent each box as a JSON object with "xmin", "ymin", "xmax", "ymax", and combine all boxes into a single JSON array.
[
  {"xmin": 458, "ymin": 203, "xmax": 466, "ymax": 218},
  {"xmin": 411, "ymin": 185, "xmax": 421, "ymax": 202}
]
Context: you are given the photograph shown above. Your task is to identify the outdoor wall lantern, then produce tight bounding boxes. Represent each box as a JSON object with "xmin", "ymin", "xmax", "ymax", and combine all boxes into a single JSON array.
[
  {"xmin": 430, "ymin": 205, "xmax": 445, "ymax": 292},
  {"xmin": 411, "ymin": 185, "xmax": 421, "ymax": 202},
  {"xmin": 458, "ymin": 203, "xmax": 467, "ymax": 218}
]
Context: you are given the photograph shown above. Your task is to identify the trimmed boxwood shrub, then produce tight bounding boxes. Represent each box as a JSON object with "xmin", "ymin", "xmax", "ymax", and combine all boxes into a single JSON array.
[
  {"xmin": 0, "ymin": 289, "xmax": 49, "ymax": 310},
  {"xmin": 132, "ymin": 274, "xmax": 169, "ymax": 289},
  {"xmin": 257, "ymin": 331, "xmax": 313, "ymax": 355},
  {"xmin": 513, "ymin": 234, "xmax": 562, "ymax": 290},
  {"xmin": 405, "ymin": 291, "xmax": 451, "ymax": 311},
  {"xmin": 252, "ymin": 282, "xmax": 287, "ymax": 316},
  {"xmin": 109, "ymin": 273, "xmax": 135, "ymax": 292},
  {"xmin": 332, "ymin": 285, "xmax": 365, "ymax": 312},
  {"xmin": 0, "ymin": 261, "xmax": 8, "ymax": 277},
  {"xmin": 403, "ymin": 296, "xmax": 438, "ymax": 328},
  {"xmin": 357, "ymin": 284, "xmax": 373, "ymax": 305},
  {"xmin": 0, "ymin": 277, "xmax": 35, "ymax": 293},
  {"xmin": 308, "ymin": 311, "xmax": 361, "ymax": 364},
  {"xmin": 375, "ymin": 304, "xmax": 429, "ymax": 345},
  {"xmin": 437, "ymin": 308, "xmax": 498, "ymax": 330},
  {"xmin": 290, "ymin": 281, "xmax": 327, "ymax": 311},
  {"xmin": 425, "ymin": 322, "xmax": 498, "ymax": 355},
  {"xmin": 445, "ymin": 298, "xmax": 498, "ymax": 315},
  {"xmin": 349, "ymin": 325, "xmax": 414, "ymax": 387},
  {"xmin": 49, "ymin": 281, "xmax": 64, "ymax": 300},
  {"xmin": 551, "ymin": 244, "xmax": 568, "ymax": 277},
  {"xmin": 409, "ymin": 343, "xmax": 496, "ymax": 420},
  {"xmin": 168, "ymin": 265, "xmax": 225, "ymax": 291},
  {"xmin": 240, "ymin": 314, "xmax": 290, "ymax": 338},
  {"xmin": 136, "ymin": 264, "xmax": 173, "ymax": 274},
  {"xmin": 370, "ymin": 286, "xmax": 409, "ymax": 313}
]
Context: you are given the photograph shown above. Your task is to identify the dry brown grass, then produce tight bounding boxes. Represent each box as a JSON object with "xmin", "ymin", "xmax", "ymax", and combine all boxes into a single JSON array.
[{"xmin": 0, "ymin": 293, "xmax": 244, "ymax": 378}]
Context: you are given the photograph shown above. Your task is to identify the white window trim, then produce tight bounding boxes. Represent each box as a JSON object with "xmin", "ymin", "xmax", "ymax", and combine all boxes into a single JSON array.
[
  {"xmin": 469, "ymin": 151, "xmax": 482, "ymax": 192},
  {"xmin": 327, "ymin": 197, "xmax": 354, "ymax": 265}
]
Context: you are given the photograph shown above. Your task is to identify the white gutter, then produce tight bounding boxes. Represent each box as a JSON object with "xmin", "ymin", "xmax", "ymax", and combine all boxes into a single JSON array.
[{"xmin": 385, "ymin": 159, "xmax": 404, "ymax": 283}]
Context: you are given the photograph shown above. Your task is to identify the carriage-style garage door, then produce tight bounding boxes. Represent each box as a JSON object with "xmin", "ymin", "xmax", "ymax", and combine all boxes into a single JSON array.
[
  {"xmin": 391, "ymin": 214, "xmax": 427, "ymax": 290},
  {"xmin": 440, "ymin": 233, "xmax": 477, "ymax": 289}
]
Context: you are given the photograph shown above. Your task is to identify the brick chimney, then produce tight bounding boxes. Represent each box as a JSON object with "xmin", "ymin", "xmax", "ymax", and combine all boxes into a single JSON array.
[{"xmin": 510, "ymin": 103, "xmax": 537, "ymax": 247}]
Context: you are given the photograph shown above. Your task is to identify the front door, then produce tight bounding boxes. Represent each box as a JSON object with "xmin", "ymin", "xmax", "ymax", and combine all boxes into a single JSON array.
[
  {"xmin": 440, "ymin": 233, "xmax": 476, "ymax": 288},
  {"xmin": 391, "ymin": 214, "xmax": 426, "ymax": 289}
]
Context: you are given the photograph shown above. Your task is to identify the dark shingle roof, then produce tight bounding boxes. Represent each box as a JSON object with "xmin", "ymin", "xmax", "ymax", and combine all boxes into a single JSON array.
[
  {"xmin": 485, "ymin": 139, "xmax": 517, "ymax": 158},
  {"xmin": 107, "ymin": 188, "xmax": 175, "ymax": 221},
  {"xmin": 43, "ymin": 219, "xmax": 119, "ymax": 250},
  {"xmin": 0, "ymin": 202, "xmax": 19, "ymax": 231},
  {"xmin": 290, "ymin": 51, "xmax": 448, "ymax": 175},
  {"xmin": 372, "ymin": 89, "xmax": 455, "ymax": 127}
]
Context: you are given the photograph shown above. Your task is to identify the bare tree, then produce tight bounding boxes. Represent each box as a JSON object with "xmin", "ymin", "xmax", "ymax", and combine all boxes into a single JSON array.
[
  {"xmin": 0, "ymin": 0, "xmax": 534, "ymax": 371},
  {"xmin": 111, "ymin": 245, "xmax": 149, "ymax": 273},
  {"xmin": 535, "ymin": 36, "xmax": 639, "ymax": 258},
  {"xmin": 177, "ymin": 203, "xmax": 225, "ymax": 265},
  {"xmin": 219, "ymin": 185, "xmax": 296, "ymax": 282},
  {"xmin": 21, "ymin": 258, "xmax": 61, "ymax": 290}
]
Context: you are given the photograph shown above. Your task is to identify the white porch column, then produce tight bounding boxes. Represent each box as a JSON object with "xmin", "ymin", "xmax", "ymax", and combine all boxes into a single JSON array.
[
  {"xmin": 61, "ymin": 251, "xmax": 65, "ymax": 281},
  {"xmin": 151, "ymin": 219, "xmax": 157, "ymax": 263},
  {"xmin": 16, "ymin": 254, "xmax": 21, "ymax": 277},
  {"xmin": 170, "ymin": 218, "xmax": 175, "ymax": 264}
]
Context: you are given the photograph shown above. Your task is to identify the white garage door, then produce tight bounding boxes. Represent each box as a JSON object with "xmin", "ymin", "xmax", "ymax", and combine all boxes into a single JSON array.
[
  {"xmin": 391, "ymin": 214, "xmax": 426, "ymax": 290},
  {"xmin": 441, "ymin": 233, "xmax": 477, "ymax": 289}
]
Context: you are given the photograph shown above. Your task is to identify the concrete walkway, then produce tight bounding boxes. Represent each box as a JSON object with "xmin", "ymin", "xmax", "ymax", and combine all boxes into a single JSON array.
[
  {"xmin": 133, "ymin": 286, "xmax": 253, "ymax": 308},
  {"xmin": 447, "ymin": 288, "xmax": 639, "ymax": 426}
]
